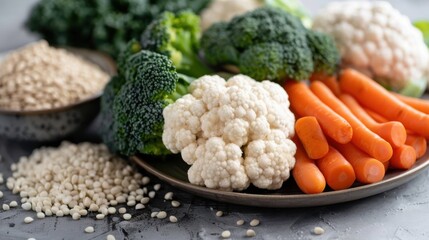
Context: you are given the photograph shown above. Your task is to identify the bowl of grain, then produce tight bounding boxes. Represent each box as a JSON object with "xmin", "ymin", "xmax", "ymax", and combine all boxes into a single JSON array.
[{"xmin": 0, "ymin": 40, "xmax": 116, "ymax": 141}]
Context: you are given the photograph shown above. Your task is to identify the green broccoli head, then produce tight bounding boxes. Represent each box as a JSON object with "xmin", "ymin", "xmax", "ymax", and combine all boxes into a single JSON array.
[
  {"xmin": 200, "ymin": 22, "xmax": 239, "ymax": 66},
  {"xmin": 201, "ymin": 7, "xmax": 339, "ymax": 82},
  {"xmin": 100, "ymin": 75, "xmax": 126, "ymax": 154},
  {"xmin": 141, "ymin": 11, "xmax": 212, "ymax": 78},
  {"xmin": 100, "ymin": 48, "xmax": 194, "ymax": 156},
  {"xmin": 306, "ymin": 31, "xmax": 340, "ymax": 76},
  {"xmin": 26, "ymin": 0, "xmax": 211, "ymax": 57}
]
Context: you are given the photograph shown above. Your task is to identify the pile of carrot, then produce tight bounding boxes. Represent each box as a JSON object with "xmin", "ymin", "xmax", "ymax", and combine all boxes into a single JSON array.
[{"xmin": 285, "ymin": 69, "xmax": 428, "ymax": 194}]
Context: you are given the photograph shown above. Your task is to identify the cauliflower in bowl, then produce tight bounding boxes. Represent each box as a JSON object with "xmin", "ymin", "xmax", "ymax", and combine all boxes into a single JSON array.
[
  {"xmin": 313, "ymin": 1, "xmax": 429, "ymax": 97},
  {"xmin": 162, "ymin": 75, "xmax": 296, "ymax": 191}
]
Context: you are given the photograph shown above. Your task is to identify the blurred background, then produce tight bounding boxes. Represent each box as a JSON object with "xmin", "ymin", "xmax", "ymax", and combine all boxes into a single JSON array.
[{"xmin": 1, "ymin": 0, "xmax": 428, "ymax": 53}]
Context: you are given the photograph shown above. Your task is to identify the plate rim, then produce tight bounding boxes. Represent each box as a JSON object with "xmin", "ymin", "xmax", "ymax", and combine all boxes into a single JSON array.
[{"xmin": 131, "ymin": 154, "xmax": 429, "ymax": 207}]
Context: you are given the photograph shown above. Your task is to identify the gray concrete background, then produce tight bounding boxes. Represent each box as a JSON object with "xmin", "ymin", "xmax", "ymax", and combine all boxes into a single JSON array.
[{"xmin": 1, "ymin": 1, "xmax": 429, "ymax": 240}]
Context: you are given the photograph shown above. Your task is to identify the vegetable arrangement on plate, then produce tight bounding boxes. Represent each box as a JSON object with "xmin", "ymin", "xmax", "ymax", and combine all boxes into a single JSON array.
[{"xmin": 90, "ymin": 1, "xmax": 429, "ymax": 195}]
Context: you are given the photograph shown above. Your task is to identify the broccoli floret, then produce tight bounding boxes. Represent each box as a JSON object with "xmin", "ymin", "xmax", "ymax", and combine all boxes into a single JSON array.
[
  {"xmin": 100, "ymin": 48, "xmax": 195, "ymax": 156},
  {"xmin": 141, "ymin": 11, "xmax": 212, "ymax": 77},
  {"xmin": 201, "ymin": 7, "xmax": 339, "ymax": 82},
  {"xmin": 200, "ymin": 22, "xmax": 239, "ymax": 66},
  {"xmin": 306, "ymin": 31, "xmax": 340, "ymax": 76},
  {"xmin": 100, "ymin": 75, "xmax": 125, "ymax": 153},
  {"xmin": 26, "ymin": 0, "xmax": 211, "ymax": 58}
]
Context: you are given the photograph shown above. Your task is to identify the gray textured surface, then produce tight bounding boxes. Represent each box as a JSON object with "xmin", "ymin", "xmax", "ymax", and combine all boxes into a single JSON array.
[{"xmin": 1, "ymin": 1, "xmax": 429, "ymax": 240}]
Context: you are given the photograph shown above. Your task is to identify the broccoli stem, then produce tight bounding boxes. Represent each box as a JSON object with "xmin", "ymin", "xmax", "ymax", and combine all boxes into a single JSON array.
[
  {"xmin": 170, "ymin": 74, "xmax": 196, "ymax": 101},
  {"xmin": 179, "ymin": 53, "xmax": 213, "ymax": 77}
]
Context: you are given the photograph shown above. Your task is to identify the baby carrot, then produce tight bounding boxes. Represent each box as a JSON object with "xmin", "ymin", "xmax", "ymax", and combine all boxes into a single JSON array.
[
  {"xmin": 389, "ymin": 145, "xmax": 416, "ymax": 170},
  {"xmin": 284, "ymin": 81, "xmax": 353, "ymax": 144},
  {"xmin": 331, "ymin": 141, "xmax": 385, "ymax": 184},
  {"xmin": 365, "ymin": 108, "xmax": 427, "ymax": 158},
  {"xmin": 310, "ymin": 73, "xmax": 341, "ymax": 96},
  {"xmin": 339, "ymin": 69, "xmax": 429, "ymax": 138},
  {"xmin": 292, "ymin": 138, "xmax": 326, "ymax": 194},
  {"xmin": 364, "ymin": 108, "xmax": 388, "ymax": 123},
  {"xmin": 317, "ymin": 147, "xmax": 356, "ymax": 190},
  {"xmin": 392, "ymin": 92, "xmax": 429, "ymax": 114},
  {"xmin": 340, "ymin": 94, "xmax": 407, "ymax": 148},
  {"xmin": 295, "ymin": 116, "xmax": 329, "ymax": 159},
  {"xmin": 406, "ymin": 133, "xmax": 427, "ymax": 158},
  {"xmin": 310, "ymin": 81, "xmax": 393, "ymax": 161}
]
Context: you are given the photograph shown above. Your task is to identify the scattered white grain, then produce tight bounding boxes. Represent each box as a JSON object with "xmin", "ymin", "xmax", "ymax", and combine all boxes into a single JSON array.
[
  {"xmin": 45, "ymin": 209, "xmax": 53, "ymax": 216},
  {"xmin": 96, "ymin": 214, "xmax": 105, "ymax": 220},
  {"xmin": 221, "ymin": 230, "xmax": 231, "ymax": 239},
  {"xmin": 22, "ymin": 202, "xmax": 31, "ymax": 210},
  {"xmin": 169, "ymin": 215, "xmax": 178, "ymax": 223},
  {"xmin": 136, "ymin": 189, "xmax": 144, "ymax": 195},
  {"xmin": 56, "ymin": 210, "xmax": 64, "ymax": 217},
  {"xmin": 250, "ymin": 219, "xmax": 260, "ymax": 227},
  {"xmin": 313, "ymin": 226, "xmax": 325, "ymax": 235},
  {"xmin": 148, "ymin": 191, "xmax": 156, "ymax": 198},
  {"xmin": 24, "ymin": 217, "xmax": 34, "ymax": 223},
  {"xmin": 246, "ymin": 229, "xmax": 256, "ymax": 237},
  {"xmin": 9, "ymin": 201, "xmax": 18, "ymax": 207},
  {"xmin": 0, "ymin": 176, "xmax": 4, "ymax": 184},
  {"xmin": 123, "ymin": 213, "xmax": 132, "ymax": 220},
  {"xmin": 118, "ymin": 207, "xmax": 126, "ymax": 214},
  {"xmin": 108, "ymin": 207, "xmax": 116, "ymax": 215},
  {"xmin": 151, "ymin": 212, "xmax": 158, "ymax": 218},
  {"xmin": 2, "ymin": 204, "xmax": 10, "ymax": 211},
  {"xmin": 156, "ymin": 211, "xmax": 167, "ymax": 219},
  {"xmin": 135, "ymin": 203, "xmax": 145, "ymax": 210},
  {"xmin": 28, "ymin": 238, "xmax": 36, "ymax": 240},
  {"xmin": 72, "ymin": 213, "xmax": 81, "ymax": 220},
  {"xmin": 153, "ymin": 184, "xmax": 161, "ymax": 191},
  {"xmin": 0, "ymin": 191, "xmax": 3, "ymax": 198},
  {"xmin": 142, "ymin": 177, "xmax": 150, "ymax": 185},
  {"xmin": 84, "ymin": 226, "xmax": 94, "ymax": 233},
  {"xmin": 7, "ymin": 142, "xmax": 152, "ymax": 220},
  {"xmin": 164, "ymin": 192, "xmax": 173, "ymax": 200},
  {"xmin": 37, "ymin": 212, "xmax": 45, "ymax": 219},
  {"xmin": 141, "ymin": 197, "xmax": 150, "ymax": 205},
  {"xmin": 236, "ymin": 219, "xmax": 245, "ymax": 226},
  {"xmin": 171, "ymin": 200, "xmax": 181, "ymax": 208},
  {"xmin": 216, "ymin": 211, "xmax": 223, "ymax": 217},
  {"xmin": 106, "ymin": 235, "xmax": 116, "ymax": 240}
]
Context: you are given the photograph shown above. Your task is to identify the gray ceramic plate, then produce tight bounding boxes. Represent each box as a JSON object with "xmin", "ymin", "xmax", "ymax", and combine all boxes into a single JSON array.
[{"xmin": 132, "ymin": 151, "xmax": 429, "ymax": 207}]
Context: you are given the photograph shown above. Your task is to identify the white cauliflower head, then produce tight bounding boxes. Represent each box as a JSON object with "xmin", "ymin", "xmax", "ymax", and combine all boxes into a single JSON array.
[
  {"xmin": 313, "ymin": 1, "xmax": 429, "ymax": 92},
  {"xmin": 162, "ymin": 75, "xmax": 296, "ymax": 191}
]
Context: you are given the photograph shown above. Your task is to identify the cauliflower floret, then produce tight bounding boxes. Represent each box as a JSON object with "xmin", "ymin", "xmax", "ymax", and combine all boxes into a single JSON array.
[
  {"xmin": 245, "ymin": 130, "xmax": 296, "ymax": 189},
  {"xmin": 187, "ymin": 137, "xmax": 250, "ymax": 191},
  {"xmin": 313, "ymin": 1, "xmax": 429, "ymax": 94},
  {"xmin": 163, "ymin": 75, "xmax": 296, "ymax": 191}
]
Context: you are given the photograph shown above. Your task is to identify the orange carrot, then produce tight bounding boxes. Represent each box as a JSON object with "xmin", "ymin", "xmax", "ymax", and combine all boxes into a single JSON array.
[
  {"xmin": 339, "ymin": 69, "xmax": 429, "ymax": 138},
  {"xmin": 340, "ymin": 94, "xmax": 407, "ymax": 148},
  {"xmin": 284, "ymin": 81, "xmax": 353, "ymax": 144},
  {"xmin": 382, "ymin": 161, "xmax": 390, "ymax": 171},
  {"xmin": 389, "ymin": 145, "xmax": 416, "ymax": 170},
  {"xmin": 364, "ymin": 108, "xmax": 388, "ymax": 123},
  {"xmin": 292, "ymin": 138, "xmax": 326, "ymax": 194},
  {"xmin": 331, "ymin": 141, "xmax": 385, "ymax": 184},
  {"xmin": 366, "ymin": 108, "xmax": 427, "ymax": 158},
  {"xmin": 406, "ymin": 133, "xmax": 427, "ymax": 158},
  {"xmin": 317, "ymin": 147, "xmax": 356, "ymax": 190},
  {"xmin": 295, "ymin": 116, "xmax": 329, "ymax": 159},
  {"xmin": 392, "ymin": 92, "xmax": 429, "ymax": 114},
  {"xmin": 310, "ymin": 81, "xmax": 393, "ymax": 161},
  {"xmin": 310, "ymin": 73, "xmax": 341, "ymax": 96}
]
